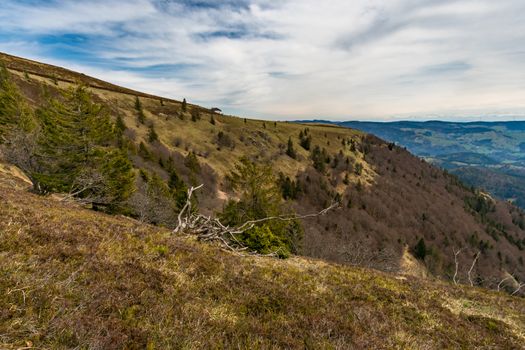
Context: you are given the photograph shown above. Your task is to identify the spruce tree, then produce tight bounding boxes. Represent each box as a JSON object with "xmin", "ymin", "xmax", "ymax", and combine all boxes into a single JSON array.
[
  {"xmin": 35, "ymin": 85, "xmax": 134, "ymax": 207},
  {"xmin": 286, "ymin": 137, "xmax": 296, "ymax": 159},
  {"xmin": 168, "ymin": 170, "xmax": 189, "ymax": 210},
  {"xmin": 135, "ymin": 96, "xmax": 146, "ymax": 124},
  {"xmin": 0, "ymin": 64, "xmax": 35, "ymax": 139},
  {"xmin": 191, "ymin": 109, "xmax": 200, "ymax": 122},
  {"xmin": 148, "ymin": 125, "xmax": 159, "ymax": 143},
  {"xmin": 220, "ymin": 157, "xmax": 303, "ymax": 256},
  {"xmin": 414, "ymin": 238, "xmax": 427, "ymax": 260},
  {"xmin": 0, "ymin": 64, "xmax": 40, "ymax": 190}
]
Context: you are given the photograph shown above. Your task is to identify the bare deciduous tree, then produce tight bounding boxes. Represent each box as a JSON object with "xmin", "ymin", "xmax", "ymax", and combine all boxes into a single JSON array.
[
  {"xmin": 452, "ymin": 247, "xmax": 463, "ymax": 285},
  {"xmin": 338, "ymin": 240, "xmax": 399, "ymax": 272},
  {"xmin": 128, "ymin": 179, "xmax": 177, "ymax": 226},
  {"xmin": 0, "ymin": 128, "xmax": 42, "ymax": 192},
  {"xmin": 467, "ymin": 251, "xmax": 481, "ymax": 287},
  {"xmin": 61, "ymin": 169, "xmax": 106, "ymax": 203}
]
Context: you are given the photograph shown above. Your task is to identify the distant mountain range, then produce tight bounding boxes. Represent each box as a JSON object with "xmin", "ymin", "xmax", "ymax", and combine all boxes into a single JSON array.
[{"xmin": 304, "ymin": 120, "xmax": 525, "ymax": 208}]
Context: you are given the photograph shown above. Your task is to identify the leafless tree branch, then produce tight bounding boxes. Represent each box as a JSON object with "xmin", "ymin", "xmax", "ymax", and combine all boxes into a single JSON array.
[
  {"xmin": 497, "ymin": 276, "xmax": 513, "ymax": 292},
  {"xmin": 173, "ymin": 184, "xmax": 339, "ymax": 256},
  {"xmin": 511, "ymin": 282, "xmax": 525, "ymax": 296},
  {"xmin": 452, "ymin": 247, "xmax": 463, "ymax": 285},
  {"xmin": 468, "ymin": 251, "xmax": 481, "ymax": 287}
]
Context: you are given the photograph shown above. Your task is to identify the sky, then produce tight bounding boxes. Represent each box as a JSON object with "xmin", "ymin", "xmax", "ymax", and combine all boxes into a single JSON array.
[{"xmin": 1, "ymin": 0, "xmax": 525, "ymax": 121}]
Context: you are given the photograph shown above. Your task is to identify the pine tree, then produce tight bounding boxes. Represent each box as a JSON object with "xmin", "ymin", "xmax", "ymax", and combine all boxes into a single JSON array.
[
  {"xmin": 286, "ymin": 137, "xmax": 296, "ymax": 159},
  {"xmin": 184, "ymin": 151, "xmax": 200, "ymax": 174},
  {"xmin": 191, "ymin": 109, "xmax": 200, "ymax": 122},
  {"xmin": 414, "ymin": 238, "xmax": 427, "ymax": 260},
  {"xmin": 138, "ymin": 141, "xmax": 152, "ymax": 160},
  {"xmin": 0, "ymin": 64, "xmax": 35, "ymax": 139},
  {"xmin": 354, "ymin": 162, "xmax": 363, "ymax": 175},
  {"xmin": 220, "ymin": 157, "xmax": 303, "ymax": 256},
  {"xmin": 148, "ymin": 125, "xmax": 159, "ymax": 143},
  {"xmin": 115, "ymin": 114, "xmax": 126, "ymax": 135},
  {"xmin": 168, "ymin": 170, "xmax": 189, "ymax": 210},
  {"xmin": 115, "ymin": 114, "xmax": 127, "ymax": 148},
  {"xmin": 343, "ymin": 173, "xmax": 350, "ymax": 185},
  {"xmin": 0, "ymin": 64, "xmax": 40, "ymax": 190},
  {"xmin": 134, "ymin": 96, "xmax": 142, "ymax": 111},
  {"xmin": 134, "ymin": 96, "xmax": 146, "ymax": 124},
  {"xmin": 299, "ymin": 130, "xmax": 312, "ymax": 150},
  {"xmin": 35, "ymin": 85, "xmax": 134, "ymax": 207},
  {"xmin": 311, "ymin": 145, "xmax": 327, "ymax": 172}
]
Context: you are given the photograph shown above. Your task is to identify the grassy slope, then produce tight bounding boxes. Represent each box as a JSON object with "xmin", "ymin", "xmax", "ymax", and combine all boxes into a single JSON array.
[
  {"xmin": 1, "ymin": 173, "xmax": 524, "ymax": 349},
  {"xmin": 2, "ymin": 51, "xmax": 525, "ymax": 285}
]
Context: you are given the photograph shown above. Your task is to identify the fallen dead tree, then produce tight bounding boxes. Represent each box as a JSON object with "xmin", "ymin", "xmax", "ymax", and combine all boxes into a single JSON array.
[{"xmin": 173, "ymin": 184, "xmax": 339, "ymax": 256}]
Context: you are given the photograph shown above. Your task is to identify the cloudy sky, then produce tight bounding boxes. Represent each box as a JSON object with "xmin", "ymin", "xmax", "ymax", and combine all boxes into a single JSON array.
[{"xmin": 1, "ymin": 0, "xmax": 525, "ymax": 121}]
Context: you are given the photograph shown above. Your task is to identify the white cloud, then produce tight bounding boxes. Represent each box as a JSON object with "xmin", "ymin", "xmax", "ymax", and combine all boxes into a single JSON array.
[{"xmin": 1, "ymin": 0, "xmax": 525, "ymax": 121}]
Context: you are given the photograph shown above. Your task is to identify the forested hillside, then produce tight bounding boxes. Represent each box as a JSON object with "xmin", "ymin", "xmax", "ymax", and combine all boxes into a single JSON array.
[
  {"xmin": 333, "ymin": 120, "xmax": 525, "ymax": 209},
  {"xmin": 1, "ymin": 52, "xmax": 524, "ymax": 291}
]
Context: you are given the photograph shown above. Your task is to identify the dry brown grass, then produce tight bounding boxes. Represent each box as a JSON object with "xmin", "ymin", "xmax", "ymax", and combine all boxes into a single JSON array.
[{"xmin": 0, "ymin": 172, "xmax": 524, "ymax": 349}]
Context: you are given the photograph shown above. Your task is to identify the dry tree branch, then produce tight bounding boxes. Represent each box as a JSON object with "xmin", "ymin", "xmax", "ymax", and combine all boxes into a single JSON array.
[
  {"xmin": 497, "ymin": 276, "xmax": 513, "ymax": 292},
  {"xmin": 175, "ymin": 184, "xmax": 203, "ymax": 232},
  {"xmin": 511, "ymin": 282, "xmax": 525, "ymax": 296},
  {"xmin": 234, "ymin": 202, "xmax": 339, "ymax": 232},
  {"xmin": 452, "ymin": 247, "xmax": 463, "ymax": 285},
  {"xmin": 173, "ymin": 184, "xmax": 339, "ymax": 256},
  {"xmin": 467, "ymin": 251, "xmax": 481, "ymax": 287}
]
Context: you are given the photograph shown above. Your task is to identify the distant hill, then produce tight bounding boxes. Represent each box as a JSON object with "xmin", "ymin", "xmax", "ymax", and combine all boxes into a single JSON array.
[
  {"xmin": 320, "ymin": 120, "xmax": 525, "ymax": 209},
  {"xmin": 1, "ymin": 51, "xmax": 525, "ymax": 290}
]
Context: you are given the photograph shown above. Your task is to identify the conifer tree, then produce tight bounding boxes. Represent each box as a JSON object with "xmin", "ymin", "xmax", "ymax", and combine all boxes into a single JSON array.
[
  {"xmin": 191, "ymin": 109, "xmax": 200, "ymax": 122},
  {"xmin": 286, "ymin": 137, "xmax": 296, "ymax": 159},
  {"xmin": 220, "ymin": 157, "xmax": 303, "ymax": 256},
  {"xmin": 168, "ymin": 170, "xmax": 189, "ymax": 210},
  {"xmin": 115, "ymin": 114, "xmax": 126, "ymax": 135},
  {"xmin": 0, "ymin": 64, "xmax": 41, "ymax": 191},
  {"xmin": 299, "ymin": 129, "xmax": 312, "ymax": 150},
  {"xmin": 35, "ymin": 85, "xmax": 134, "ymax": 208},
  {"xmin": 414, "ymin": 238, "xmax": 427, "ymax": 260},
  {"xmin": 138, "ymin": 141, "xmax": 152, "ymax": 160},
  {"xmin": 311, "ymin": 145, "xmax": 327, "ymax": 172},
  {"xmin": 134, "ymin": 96, "xmax": 146, "ymax": 124},
  {"xmin": 148, "ymin": 125, "xmax": 159, "ymax": 143},
  {"xmin": 0, "ymin": 64, "xmax": 35, "ymax": 139},
  {"xmin": 134, "ymin": 96, "xmax": 142, "ymax": 110}
]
